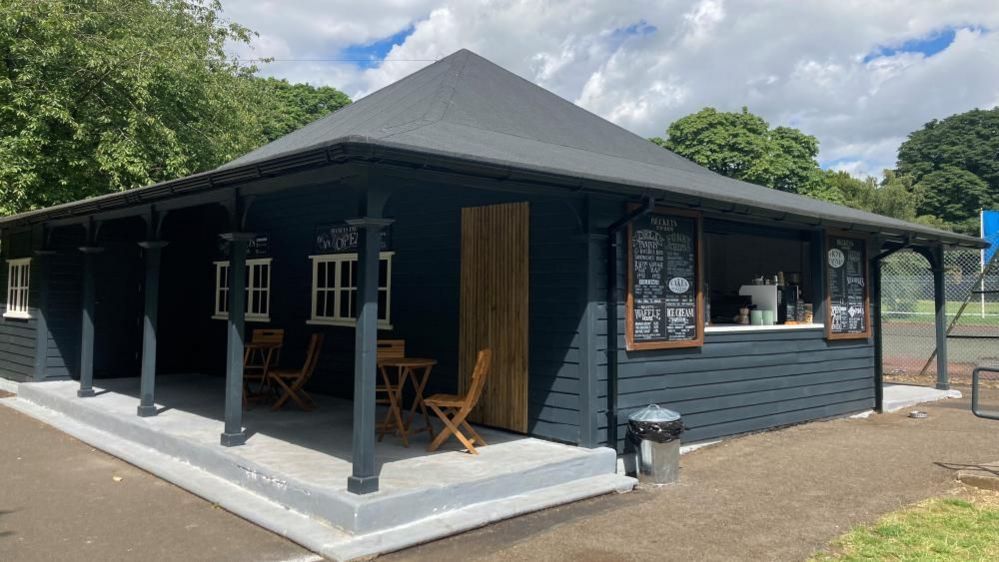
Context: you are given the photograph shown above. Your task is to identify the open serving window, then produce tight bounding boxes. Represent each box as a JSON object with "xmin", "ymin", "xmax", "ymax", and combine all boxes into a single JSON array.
[
  {"xmin": 625, "ymin": 208, "xmax": 871, "ymax": 349},
  {"xmin": 701, "ymin": 221, "xmax": 822, "ymax": 334}
]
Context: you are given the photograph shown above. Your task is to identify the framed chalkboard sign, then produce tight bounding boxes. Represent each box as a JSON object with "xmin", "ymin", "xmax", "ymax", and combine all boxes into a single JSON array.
[
  {"xmin": 826, "ymin": 233, "xmax": 871, "ymax": 340},
  {"xmin": 626, "ymin": 207, "xmax": 703, "ymax": 350}
]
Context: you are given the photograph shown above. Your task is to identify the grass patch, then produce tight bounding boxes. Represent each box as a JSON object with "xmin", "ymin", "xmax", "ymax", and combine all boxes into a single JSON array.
[
  {"xmin": 813, "ymin": 490, "xmax": 999, "ymax": 561},
  {"xmin": 885, "ymin": 300, "xmax": 999, "ymax": 328}
]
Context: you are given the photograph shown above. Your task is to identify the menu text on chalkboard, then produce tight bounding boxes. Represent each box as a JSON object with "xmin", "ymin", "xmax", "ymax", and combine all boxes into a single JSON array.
[
  {"xmin": 826, "ymin": 235, "xmax": 870, "ymax": 339},
  {"xmin": 626, "ymin": 208, "xmax": 703, "ymax": 350}
]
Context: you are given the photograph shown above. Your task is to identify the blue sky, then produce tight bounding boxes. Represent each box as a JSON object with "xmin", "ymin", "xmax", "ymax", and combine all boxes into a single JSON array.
[
  {"xmin": 339, "ymin": 25, "xmax": 418, "ymax": 68},
  {"xmin": 862, "ymin": 26, "xmax": 977, "ymax": 63},
  {"xmin": 223, "ymin": 0, "xmax": 999, "ymax": 180}
]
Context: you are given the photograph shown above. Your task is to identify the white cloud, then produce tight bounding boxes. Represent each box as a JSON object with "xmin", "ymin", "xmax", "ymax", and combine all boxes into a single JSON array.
[{"xmin": 220, "ymin": 0, "xmax": 999, "ymax": 176}]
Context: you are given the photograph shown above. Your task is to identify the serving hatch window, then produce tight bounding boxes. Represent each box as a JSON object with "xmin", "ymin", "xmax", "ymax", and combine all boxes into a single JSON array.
[{"xmin": 703, "ymin": 227, "xmax": 817, "ymax": 329}]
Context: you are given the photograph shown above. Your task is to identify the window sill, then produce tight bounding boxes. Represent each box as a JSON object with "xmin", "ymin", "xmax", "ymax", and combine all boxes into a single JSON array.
[
  {"xmin": 2, "ymin": 312, "xmax": 32, "ymax": 320},
  {"xmin": 212, "ymin": 315, "xmax": 271, "ymax": 323},
  {"xmin": 704, "ymin": 323, "xmax": 824, "ymax": 334},
  {"xmin": 307, "ymin": 318, "xmax": 394, "ymax": 330}
]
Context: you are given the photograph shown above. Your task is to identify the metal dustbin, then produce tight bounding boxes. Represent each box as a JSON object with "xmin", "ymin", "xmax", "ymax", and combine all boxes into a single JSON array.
[{"xmin": 628, "ymin": 404, "xmax": 683, "ymax": 485}]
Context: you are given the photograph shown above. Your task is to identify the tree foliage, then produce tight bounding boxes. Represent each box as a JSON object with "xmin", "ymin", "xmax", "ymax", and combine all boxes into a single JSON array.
[
  {"xmin": 656, "ymin": 107, "xmax": 822, "ymax": 194},
  {"xmin": 897, "ymin": 107, "xmax": 999, "ymax": 225},
  {"xmin": 254, "ymin": 77, "xmax": 351, "ymax": 143},
  {"xmin": 0, "ymin": 0, "xmax": 350, "ymax": 216}
]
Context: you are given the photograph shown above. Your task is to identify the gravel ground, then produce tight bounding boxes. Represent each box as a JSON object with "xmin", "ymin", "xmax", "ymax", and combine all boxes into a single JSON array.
[
  {"xmin": 0, "ymin": 399, "xmax": 314, "ymax": 562},
  {"xmin": 5, "ymin": 387, "xmax": 999, "ymax": 562},
  {"xmin": 386, "ymin": 387, "xmax": 999, "ymax": 562}
]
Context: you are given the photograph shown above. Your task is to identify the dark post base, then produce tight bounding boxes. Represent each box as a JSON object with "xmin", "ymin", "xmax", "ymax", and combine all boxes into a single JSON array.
[
  {"xmin": 77, "ymin": 388, "xmax": 96, "ymax": 398},
  {"xmin": 136, "ymin": 404, "xmax": 158, "ymax": 417},
  {"xmin": 936, "ymin": 383, "xmax": 951, "ymax": 391},
  {"xmin": 220, "ymin": 431, "xmax": 247, "ymax": 447},
  {"xmin": 347, "ymin": 475, "xmax": 380, "ymax": 495}
]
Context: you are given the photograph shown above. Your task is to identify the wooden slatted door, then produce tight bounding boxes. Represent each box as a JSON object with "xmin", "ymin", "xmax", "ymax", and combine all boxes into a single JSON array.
[{"xmin": 459, "ymin": 202, "xmax": 529, "ymax": 433}]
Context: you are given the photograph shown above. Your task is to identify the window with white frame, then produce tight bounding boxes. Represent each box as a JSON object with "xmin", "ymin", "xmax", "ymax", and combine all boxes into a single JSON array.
[
  {"xmin": 213, "ymin": 258, "xmax": 272, "ymax": 322},
  {"xmin": 309, "ymin": 252, "xmax": 392, "ymax": 328},
  {"xmin": 5, "ymin": 258, "xmax": 31, "ymax": 318}
]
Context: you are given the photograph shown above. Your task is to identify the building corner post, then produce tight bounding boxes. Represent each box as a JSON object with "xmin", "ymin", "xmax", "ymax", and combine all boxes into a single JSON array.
[
  {"xmin": 221, "ymin": 232, "xmax": 253, "ymax": 446},
  {"xmin": 932, "ymin": 244, "xmax": 949, "ymax": 390},
  {"xmin": 77, "ymin": 246, "xmax": 103, "ymax": 397},
  {"xmin": 345, "ymin": 215, "xmax": 393, "ymax": 495},
  {"xmin": 137, "ymin": 241, "xmax": 168, "ymax": 417}
]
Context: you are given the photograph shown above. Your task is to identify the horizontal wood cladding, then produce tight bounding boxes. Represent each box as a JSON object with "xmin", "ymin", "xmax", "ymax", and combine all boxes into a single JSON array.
[
  {"xmin": 0, "ymin": 231, "xmax": 39, "ymax": 381},
  {"xmin": 238, "ymin": 181, "xmax": 587, "ymax": 444},
  {"xmin": 591, "ymin": 197, "xmax": 876, "ymax": 450}
]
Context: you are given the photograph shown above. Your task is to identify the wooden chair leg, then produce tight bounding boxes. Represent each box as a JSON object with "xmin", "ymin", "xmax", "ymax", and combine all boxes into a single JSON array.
[
  {"xmin": 460, "ymin": 420, "xmax": 486, "ymax": 446},
  {"xmin": 427, "ymin": 404, "xmax": 455, "ymax": 452},
  {"xmin": 447, "ymin": 408, "xmax": 479, "ymax": 454},
  {"xmin": 428, "ymin": 406, "xmax": 478, "ymax": 454},
  {"xmin": 271, "ymin": 377, "xmax": 296, "ymax": 411}
]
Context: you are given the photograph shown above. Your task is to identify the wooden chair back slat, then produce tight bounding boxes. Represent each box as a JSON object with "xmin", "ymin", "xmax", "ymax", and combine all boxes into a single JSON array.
[
  {"xmin": 464, "ymin": 349, "xmax": 492, "ymax": 410},
  {"xmin": 377, "ymin": 339, "xmax": 406, "ymax": 360},
  {"xmin": 302, "ymin": 333, "xmax": 324, "ymax": 378}
]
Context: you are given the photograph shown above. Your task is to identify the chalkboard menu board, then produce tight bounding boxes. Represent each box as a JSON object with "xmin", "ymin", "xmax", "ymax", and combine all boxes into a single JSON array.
[
  {"xmin": 826, "ymin": 235, "xmax": 870, "ymax": 339},
  {"xmin": 626, "ymin": 208, "xmax": 703, "ymax": 350}
]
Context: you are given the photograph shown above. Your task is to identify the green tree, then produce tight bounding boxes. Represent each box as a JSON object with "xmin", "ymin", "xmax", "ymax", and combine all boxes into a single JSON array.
[
  {"xmin": 818, "ymin": 169, "xmax": 919, "ymax": 221},
  {"xmin": 254, "ymin": 77, "xmax": 351, "ymax": 143},
  {"xmin": 654, "ymin": 107, "xmax": 822, "ymax": 194},
  {"xmin": 897, "ymin": 107, "xmax": 999, "ymax": 224},
  {"xmin": 912, "ymin": 165, "xmax": 992, "ymax": 228},
  {"xmin": 0, "ymin": 0, "xmax": 264, "ymax": 214}
]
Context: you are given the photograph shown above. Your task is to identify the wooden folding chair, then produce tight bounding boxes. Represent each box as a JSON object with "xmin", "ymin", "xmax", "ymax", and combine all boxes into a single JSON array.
[
  {"xmin": 243, "ymin": 329, "xmax": 284, "ymax": 404},
  {"xmin": 376, "ymin": 339, "xmax": 407, "ymax": 443},
  {"xmin": 268, "ymin": 333, "xmax": 324, "ymax": 411},
  {"xmin": 425, "ymin": 349, "xmax": 492, "ymax": 454}
]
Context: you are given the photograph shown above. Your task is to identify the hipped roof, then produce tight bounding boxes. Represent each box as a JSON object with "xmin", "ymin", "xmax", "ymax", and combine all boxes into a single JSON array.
[{"xmin": 0, "ymin": 49, "xmax": 986, "ymax": 248}]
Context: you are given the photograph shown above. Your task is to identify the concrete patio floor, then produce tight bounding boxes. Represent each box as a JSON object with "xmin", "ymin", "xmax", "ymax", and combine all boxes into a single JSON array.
[{"xmin": 6, "ymin": 374, "xmax": 633, "ymax": 560}]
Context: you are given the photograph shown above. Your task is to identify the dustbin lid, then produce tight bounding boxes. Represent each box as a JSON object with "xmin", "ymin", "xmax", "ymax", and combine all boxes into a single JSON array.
[{"xmin": 629, "ymin": 404, "xmax": 681, "ymax": 423}]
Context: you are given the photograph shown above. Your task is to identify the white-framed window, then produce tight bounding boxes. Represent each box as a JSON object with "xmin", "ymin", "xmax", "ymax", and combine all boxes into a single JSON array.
[
  {"xmin": 213, "ymin": 258, "xmax": 272, "ymax": 322},
  {"xmin": 308, "ymin": 252, "xmax": 393, "ymax": 328},
  {"xmin": 5, "ymin": 258, "xmax": 31, "ymax": 319}
]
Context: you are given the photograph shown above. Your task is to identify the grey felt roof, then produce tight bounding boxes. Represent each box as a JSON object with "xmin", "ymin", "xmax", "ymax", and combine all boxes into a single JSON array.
[
  {"xmin": 224, "ymin": 49, "xmax": 982, "ymax": 247},
  {"xmin": 0, "ymin": 49, "xmax": 985, "ymax": 248}
]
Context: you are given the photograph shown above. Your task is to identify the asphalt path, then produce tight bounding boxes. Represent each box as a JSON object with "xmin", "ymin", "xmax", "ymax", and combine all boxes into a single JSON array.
[{"xmin": 0, "ymin": 398, "xmax": 316, "ymax": 562}]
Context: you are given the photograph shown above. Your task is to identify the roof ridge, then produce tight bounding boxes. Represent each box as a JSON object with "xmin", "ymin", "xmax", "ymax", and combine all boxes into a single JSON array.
[{"xmin": 377, "ymin": 50, "xmax": 470, "ymax": 138}]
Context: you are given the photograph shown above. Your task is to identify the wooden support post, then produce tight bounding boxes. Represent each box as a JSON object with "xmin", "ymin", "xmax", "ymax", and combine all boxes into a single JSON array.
[
  {"xmin": 346, "ymin": 216, "xmax": 393, "ymax": 495},
  {"xmin": 77, "ymin": 246, "xmax": 103, "ymax": 397},
  {"xmin": 577, "ymin": 196, "xmax": 604, "ymax": 448},
  {"xmin": 221, "ymin": 232, "xmax": 253, "ymax": 446},
  {"xmin": 932, "ymin": 244, "xmax": 949, "ymax": 390},
  {"xmin": 871, "ymin": 245, "xmax": 884, "ymax": 412},
  {"xmin": 137, "ymin": 241, "xmax": 167, "ymax": 417}
]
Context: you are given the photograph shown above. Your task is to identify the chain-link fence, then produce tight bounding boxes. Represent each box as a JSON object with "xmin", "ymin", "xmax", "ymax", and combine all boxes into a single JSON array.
[{"xmin": 882, "ymin": 247, "xmax": 999, "ymax": 385}]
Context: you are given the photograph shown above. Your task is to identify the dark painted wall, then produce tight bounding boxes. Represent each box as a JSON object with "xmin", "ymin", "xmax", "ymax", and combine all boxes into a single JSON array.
[
  {"xmin": 235, "ymin": 180, "xmax": 587, "ymax": 444},
  {"xmin": 589, "ymin": 197, "xmax": 876, "ymax": 450},
  {"xmin": 0, "ymin": 230, "xmax": 38, "ymax": 381},
  {"xmin": 13, "ymin": 178, "xmax": 878, "ymax": 452}
]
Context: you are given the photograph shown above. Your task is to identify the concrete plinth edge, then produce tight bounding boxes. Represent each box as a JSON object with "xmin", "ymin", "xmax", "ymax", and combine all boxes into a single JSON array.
[
  {"xmin": 2, "ymin": 396, "xmax": 635, "ymax": 561},
  {"xmin": 957, "ymin": 464, "xmax": 999, "ymax": 492},
  {"xmin": 0, "ymin": 377, "xmax": 18, "ymax": 394}
]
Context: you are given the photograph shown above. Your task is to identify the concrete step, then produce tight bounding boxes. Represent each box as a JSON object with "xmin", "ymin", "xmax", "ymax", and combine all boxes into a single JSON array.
[
  {"xmin": 17, "ymin": 382, "xmax": 621, "ymax": 533},
  {"xmin": 3, "ymin": 394, "xmax": 634, "ymax": 560},
  {"xmin": 882, "ymin": 384, "xmax": 962, "ymax": 413}
]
